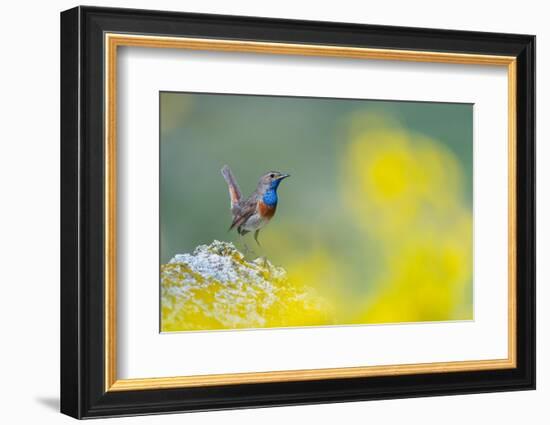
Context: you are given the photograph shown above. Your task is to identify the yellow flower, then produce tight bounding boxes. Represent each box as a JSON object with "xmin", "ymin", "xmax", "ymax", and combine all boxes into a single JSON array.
[
  {"xmin": 342, "ymin": 112, "xmax": 473, "ymax": 323},
  {"xmin": 344, "ymin": 124, "xmax": 462, "ymax": 234}
]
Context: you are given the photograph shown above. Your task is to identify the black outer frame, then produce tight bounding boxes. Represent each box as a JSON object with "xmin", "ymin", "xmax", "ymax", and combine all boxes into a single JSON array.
[{"xmin": 60, "ymin": 5, "xmax": 535, "ymax": 419}]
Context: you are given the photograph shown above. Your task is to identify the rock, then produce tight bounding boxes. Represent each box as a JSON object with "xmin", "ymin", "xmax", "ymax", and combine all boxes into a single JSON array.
[{"xmin": 161, "ymin": 240, "xmax": 332, "ymax": 331}]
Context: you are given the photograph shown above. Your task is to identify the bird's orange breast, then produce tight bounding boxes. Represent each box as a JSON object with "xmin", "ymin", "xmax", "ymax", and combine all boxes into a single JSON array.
[{"xmin": 258, "ymin": 200, "xmax": 276, "ymax": 219}]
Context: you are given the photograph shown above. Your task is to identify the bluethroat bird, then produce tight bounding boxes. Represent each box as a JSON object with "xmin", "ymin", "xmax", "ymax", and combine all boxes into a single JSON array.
[{"xmin": 221, "ymin": 165, "xmax": 290, "ymax": 246}]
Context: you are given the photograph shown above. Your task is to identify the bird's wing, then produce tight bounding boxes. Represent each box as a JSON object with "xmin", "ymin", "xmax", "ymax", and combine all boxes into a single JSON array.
[{"xmin": 229, "ymin": 195, "xmax": 257, "ymax": 230}]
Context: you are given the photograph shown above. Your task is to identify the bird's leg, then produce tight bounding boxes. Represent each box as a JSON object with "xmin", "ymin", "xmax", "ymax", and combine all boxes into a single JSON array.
[
  {"xmin": 238, "ymin": 232, "xmax": 247, "ymax": 252},
  {"xmin": 254, "ymin": 230, "xmax": 261, "ymax": 247},
  {"xmin": 238, "ymin": 232, "xmax": 255, "ymax": 257}
]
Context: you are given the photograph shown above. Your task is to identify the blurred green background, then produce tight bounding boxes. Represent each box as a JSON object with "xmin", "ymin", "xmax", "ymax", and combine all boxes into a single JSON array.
[{"xmin": 160, "ymin": 92, "xmax": 473, "ymax": 324}]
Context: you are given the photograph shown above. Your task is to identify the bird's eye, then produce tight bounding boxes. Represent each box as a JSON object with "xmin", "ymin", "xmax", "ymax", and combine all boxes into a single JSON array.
[{"xmin": 270, "ymin": 173, "xmax": 275, "ymax": 178}]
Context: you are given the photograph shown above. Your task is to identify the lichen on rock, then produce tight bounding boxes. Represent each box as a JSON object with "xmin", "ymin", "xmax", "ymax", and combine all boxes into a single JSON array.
[{"xmin": 161, "ymin": 240, "xmax": 332, "ymax": 331}]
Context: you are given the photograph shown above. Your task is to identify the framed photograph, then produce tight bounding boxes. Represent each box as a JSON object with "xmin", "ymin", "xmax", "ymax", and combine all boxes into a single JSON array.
[{"xmin": 60, "ymin": 6, "xmax": 535, "ymax": 419}]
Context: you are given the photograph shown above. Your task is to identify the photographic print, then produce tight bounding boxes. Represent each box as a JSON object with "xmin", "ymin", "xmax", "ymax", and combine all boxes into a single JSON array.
[{"xmin": 160, "ymin": 92, "xmax": 473, "ymax": 332}]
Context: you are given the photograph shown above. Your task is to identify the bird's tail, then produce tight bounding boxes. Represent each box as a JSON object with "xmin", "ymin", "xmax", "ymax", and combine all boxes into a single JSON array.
[{"xmin": 221, "ymin": 165, "xmax": 242, "ymax": 210}]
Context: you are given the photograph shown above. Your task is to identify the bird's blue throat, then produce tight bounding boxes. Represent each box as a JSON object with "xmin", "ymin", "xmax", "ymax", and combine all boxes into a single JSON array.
[{"xmin": 262, "ymin": 180, "xmax": 281, "ymax": 206}]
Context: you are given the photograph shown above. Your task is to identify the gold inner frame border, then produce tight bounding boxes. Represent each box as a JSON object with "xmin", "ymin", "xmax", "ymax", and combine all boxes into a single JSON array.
[{"xmin": 104, "ymin": 33, "xmax": 517, "ymax": 392}]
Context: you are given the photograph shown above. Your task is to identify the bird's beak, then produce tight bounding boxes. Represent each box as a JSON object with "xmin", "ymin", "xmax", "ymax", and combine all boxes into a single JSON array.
[{"xmin": 277, "ymin": 173, "xmax": 290, "ymax": 180}]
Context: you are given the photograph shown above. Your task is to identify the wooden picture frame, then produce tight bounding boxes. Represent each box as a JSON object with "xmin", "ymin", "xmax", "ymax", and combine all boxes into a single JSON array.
[{"xmin": 61, "ymin": 5, "xmax": 535, "ymax": 419}]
